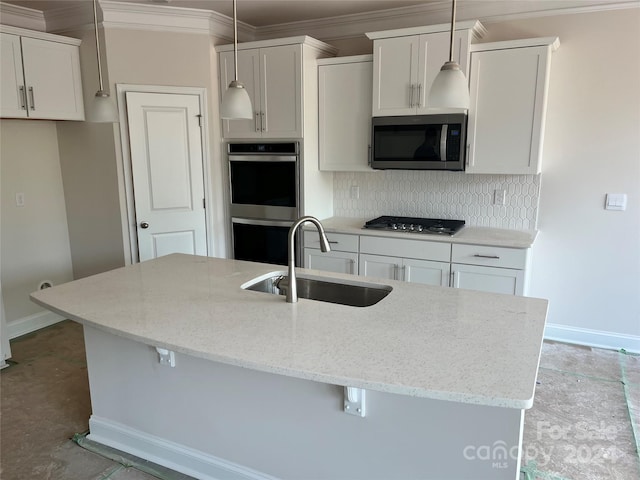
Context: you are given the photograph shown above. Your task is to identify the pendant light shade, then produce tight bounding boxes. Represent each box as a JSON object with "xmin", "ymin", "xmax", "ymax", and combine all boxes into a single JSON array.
[
  {"xmin": 221, "ymin": 0, "xmax": 253, "ymax": 120},
  {"xmin": 427, "ymin": 0, "xmax": 470, "ymax": 109},
  {"xmin": 428, "ymin": 61, "xmax": 470, "ymax": 109},
  {"xmin": 88, "ymin": 0, "xmax": 118, "ymax": 123}
]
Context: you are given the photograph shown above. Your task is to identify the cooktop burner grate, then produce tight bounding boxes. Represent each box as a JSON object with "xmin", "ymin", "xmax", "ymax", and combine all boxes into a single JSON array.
[{"xmin": 363, "ymin": 216, "xmax": 465, "ymax": 236}]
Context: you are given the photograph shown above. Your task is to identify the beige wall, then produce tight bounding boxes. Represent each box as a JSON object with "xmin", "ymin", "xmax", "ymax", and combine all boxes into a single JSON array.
[{"xmin": 0, "ymin": 120, "xmax": 73, "ymax": 322}]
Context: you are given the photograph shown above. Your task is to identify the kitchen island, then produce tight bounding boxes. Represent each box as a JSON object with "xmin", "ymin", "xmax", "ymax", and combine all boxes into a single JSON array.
[{"xmin": 31, "ymin": 253, "xmax": 548, "ymax": 480}]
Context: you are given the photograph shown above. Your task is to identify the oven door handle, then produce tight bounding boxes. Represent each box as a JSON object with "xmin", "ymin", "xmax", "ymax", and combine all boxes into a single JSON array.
[
  {"xmin": 232, "ymin": 217, "xmax": 294, "ymax": 228},
  {"xmin": 440, "ymin": 124, "xmax": 448, "ymax": 161},
  {"xmin": 228, "ymin": 155, "xmax": 297, "ymax": 162}
]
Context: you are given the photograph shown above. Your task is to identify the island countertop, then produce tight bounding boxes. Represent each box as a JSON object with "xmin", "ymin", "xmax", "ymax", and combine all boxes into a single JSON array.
[{"xmin": 31, "ymin": 253, "xmax": 548, "ymax": 409}]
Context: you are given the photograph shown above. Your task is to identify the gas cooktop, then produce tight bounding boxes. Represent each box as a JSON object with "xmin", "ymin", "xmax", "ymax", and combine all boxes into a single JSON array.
[{"xmin": 363, "ymin": 216, "xmax": 465, "ymax": 236}]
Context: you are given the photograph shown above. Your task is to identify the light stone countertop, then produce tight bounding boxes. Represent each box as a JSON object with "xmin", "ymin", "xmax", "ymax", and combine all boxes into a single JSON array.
[
  {"xmin": 31, "ymin": 254, "xmax": 548, "ymax": 409},
  {"xmin": 308, "ymin": 217, "xmax": 538, "ymax": 248}
]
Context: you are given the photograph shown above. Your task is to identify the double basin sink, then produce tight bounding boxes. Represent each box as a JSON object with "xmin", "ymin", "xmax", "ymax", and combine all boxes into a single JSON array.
[{"xmin": 243, "ymin": 273, "xmax": 392, "ymax": 307}]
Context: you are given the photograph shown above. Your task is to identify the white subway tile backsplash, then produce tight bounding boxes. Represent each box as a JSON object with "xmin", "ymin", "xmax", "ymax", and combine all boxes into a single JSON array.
[{"xmin": 333, "ymin": 171, "xmax": 540, "ymax": 230}]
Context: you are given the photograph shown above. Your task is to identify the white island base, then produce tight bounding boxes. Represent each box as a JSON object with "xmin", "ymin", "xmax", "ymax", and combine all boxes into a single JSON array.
[{"xmin": 84, "ymin": 326, "xmax": 524, "ymax": 480}]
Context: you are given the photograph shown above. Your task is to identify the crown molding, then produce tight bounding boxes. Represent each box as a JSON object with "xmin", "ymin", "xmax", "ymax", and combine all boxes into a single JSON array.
[
  {"xmin": 254, "ymin": 0, "xmax": 640, "ymax": 41},
  {"xmin": 0, "ymin": 1, "xmax": 46, "ymax": 31}
]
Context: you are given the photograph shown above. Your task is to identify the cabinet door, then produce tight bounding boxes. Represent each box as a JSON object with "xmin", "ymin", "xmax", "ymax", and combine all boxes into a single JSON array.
[
  {"xmin": 415, "ymin": 31, "xmax": 469, "ymax": 113},
  {"xmin": 452, "ymin": 264, "xmax": 524, "ymax": 295},
  {"xmin": 371, "ymin": 36, "xmax": 419, "ymax": 116},
  {"xmin": 20, "ymin": 37, "xmax": 84, "ymax": 120},
  {"xmin": 403, "ymin": 258, "xmax": 450, "ymax": 287},
  {"xmin": 359, "ymin": 254, "xmax": 401, "ymax": 281},
  {"xmin": 319, "ymin": 60, "xmax": 373, "ymax": 171},
  {"xmin": 220, "ymin": 49, "xmax": 261, "ymax": 138},
  {"xmin": 304, "ymin": 248, "xmax": 357, "ymax": 275},
  {"xmin": 259, "ymin": 44, "xmax": 302, "ymax": 138},
  {"xmin": 0, "ymin": 33, "xmax": 27, "ymax": 118},
  {"xmin": 466, "ymin": 46, "xmax": 550, "ymax": 174}
]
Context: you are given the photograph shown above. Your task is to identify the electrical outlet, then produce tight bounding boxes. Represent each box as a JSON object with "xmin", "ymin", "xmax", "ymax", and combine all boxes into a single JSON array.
[
  {"xmin": 15, "ymin": 192, "xmax": 25, "ymax": 207},
  {"xmin": 493, "ymin": 189, "xmax": 506, "ymax": 206},
  {"xmin": 350, "ymin": 185, "xmax": 360, "ymax": 199}
]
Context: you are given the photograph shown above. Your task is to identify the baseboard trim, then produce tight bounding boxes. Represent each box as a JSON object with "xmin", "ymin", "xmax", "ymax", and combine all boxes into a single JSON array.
[
  {"xmin": 87, "ymin": 416, "xmax": 279, "ymax": 480},
  {"xmin": 7, "ymin": 311, "xmax": 65, "ymax": 340},
  {"xmin": 544, "ymin": 323, "xmax": 640, "ymax": 354}
]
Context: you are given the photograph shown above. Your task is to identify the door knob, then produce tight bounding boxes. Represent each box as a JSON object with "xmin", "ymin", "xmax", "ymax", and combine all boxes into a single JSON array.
[{"xmin": 140, "ymin": 222, "xmax": 149, "ymax": 229}]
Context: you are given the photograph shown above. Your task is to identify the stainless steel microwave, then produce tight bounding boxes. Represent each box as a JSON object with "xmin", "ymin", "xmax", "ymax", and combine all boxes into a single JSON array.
[{"xmin": 371, "ymin": 113, "xmax": 467, "ymax": 171}]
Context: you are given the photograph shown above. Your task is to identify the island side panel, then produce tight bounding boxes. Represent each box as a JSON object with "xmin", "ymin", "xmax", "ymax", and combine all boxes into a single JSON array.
[{"xmin": 83, "ymin": 325, "xmax": 524, "ymax": 480}]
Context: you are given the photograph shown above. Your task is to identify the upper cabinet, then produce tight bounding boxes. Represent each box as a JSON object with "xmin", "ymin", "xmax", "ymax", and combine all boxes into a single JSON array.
[
  {"xmin": 366, "ymin": 21, "xmax": 485, "ymax": 117},
  {"xmin": 218, "ymin": 37, "xmax": 336, "ymax": 139},
  {"xmin": 0, "ymin": 26, "xmax": 84, "ymax": 121},
  {"xmin": 318, "ymin": 55, "xmax": 373, "ymax": 172},
  {"xmin": 466, "ymin": 38, "xmax": 559, "ymax": 174}
]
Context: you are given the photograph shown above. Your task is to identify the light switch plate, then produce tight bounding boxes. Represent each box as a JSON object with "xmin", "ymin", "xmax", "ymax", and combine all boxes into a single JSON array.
[
  {"xmin": 605, "ymin": 193, "xmax": 627, "ymax": 211},
  {"xmin": 493, "ymin": 189, "xmax": 506, "ymax": 206}
]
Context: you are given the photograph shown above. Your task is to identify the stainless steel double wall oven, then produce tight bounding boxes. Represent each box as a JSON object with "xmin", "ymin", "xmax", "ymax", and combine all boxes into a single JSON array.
[{"xmin": 228, "ymin": 142, "xmax": 301, "ymax": 266}]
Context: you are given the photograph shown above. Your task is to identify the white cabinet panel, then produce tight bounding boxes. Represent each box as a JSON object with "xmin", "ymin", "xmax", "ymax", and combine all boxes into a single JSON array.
[
  {"xmin": 0, "ymin": 33, "xmax": 26, "ymax": 118},
  {"xmin": 220, "ymin": 49, "xmax": 260, "ymax": 138},
  {"xmin": 403, "ymin": 258, "xmax": 450, "ymax": 287},
  {"xmin": 303, "ymin": 231, "xmax": 358, "ymax": 252},
  {"xmin": 0, "ymin": 30, "xmax": 84, "ymax": 121},
  {"xmin": 360, "ymin": 235, "xmax": 450, "ymax": 262},
  {"xmin": 359, "ymin": 253, "xmax": 400, "ymax": 281},
  {"xmin": 452, "ymin": 264, "xmax": 524, "ymax": 296},
  {"xmin": 318, "ymin": 57, "xmax": 373, "ymax": 171},
  {"xmin": 451, "ymin": 244, "xmax": 527, "ymax": 270},
  {"xmin": 466, "ymin": 43, "xmax": 553, "ymax": 174},
  {"xmin": 304, "ymin": 248, "xmax": 357, "ymax": 275}
]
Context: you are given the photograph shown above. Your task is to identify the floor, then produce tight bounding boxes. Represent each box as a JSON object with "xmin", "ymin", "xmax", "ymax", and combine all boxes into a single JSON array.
[{"xmin": 1, "ymin": 320, "xmax": 638, "ymax": 480}]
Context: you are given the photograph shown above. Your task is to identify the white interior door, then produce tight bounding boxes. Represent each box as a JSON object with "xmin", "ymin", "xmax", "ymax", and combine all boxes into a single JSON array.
[{"xmin": 126, "ymin": 92, "xmax": 207, "ymax": 262}]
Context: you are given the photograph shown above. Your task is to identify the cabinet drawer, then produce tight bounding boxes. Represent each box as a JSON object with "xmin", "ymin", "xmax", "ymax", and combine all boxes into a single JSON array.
[
  {"xmin": 451, "ymin": 244, "xmax": 527, "ymax": 269},
  {"xmin": 303, "ymin": 231, "xmax": 359, "ymax": 253},
  {"xmin": 360, "ymin": 235, "xmax": 450, "ymax": 262}
]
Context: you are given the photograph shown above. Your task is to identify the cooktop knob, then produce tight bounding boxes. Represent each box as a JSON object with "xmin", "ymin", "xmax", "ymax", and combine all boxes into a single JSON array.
[
  {"xmin": 416, "ymin": 225, "xmax": 424, "ymax": 232},
  {"xmin": 398, "ymin": 223, "xmax": 406, "ymax": 230},
  {"xmin": 408, "ymin": 224, "xmax": 415, "ymax": 231},
  {"xmin": 391, "ymin": 223, "xmax": 398, "ymax": 230}
]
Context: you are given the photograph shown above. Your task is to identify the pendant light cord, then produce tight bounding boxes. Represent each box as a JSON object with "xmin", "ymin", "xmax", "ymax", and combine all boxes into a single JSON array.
[
  {"xmin": 93, "ymin": 0, "xmax": 105, "ymax": 92},
  {"xmin": 233, "ymin": 0, "xmax": 239, "ymax": 82},
  {"xmin": 448, "ymin": 0, "xmax": 457, "ymax": 62}
]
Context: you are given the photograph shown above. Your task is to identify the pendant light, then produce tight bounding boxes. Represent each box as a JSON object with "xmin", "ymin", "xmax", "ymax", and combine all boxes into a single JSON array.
[
  {"xmin": 88, "ymin": 0, "xmax": 118, "ymax": 123},
  {"xmin": 427, "ymin": 0, "xmax": 470, "ymax": 109},
  {"xmin": 220, "ymin": 0, "xmax": 252, "ymax": 119}
]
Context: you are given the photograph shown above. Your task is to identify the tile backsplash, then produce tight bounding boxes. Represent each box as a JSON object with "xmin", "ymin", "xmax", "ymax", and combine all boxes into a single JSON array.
[{"xmin": 334, "ymin": 171, "xmax": 540, "ymax": 230}]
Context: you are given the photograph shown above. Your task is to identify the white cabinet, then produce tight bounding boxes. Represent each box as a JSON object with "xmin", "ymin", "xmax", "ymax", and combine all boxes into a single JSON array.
[
  {"xmin": 220, "ymin": 44, "xmax": 302, "ymax": 138},
  {"xmin": 303, "ymin": 231, "xmax": 358, "ymax": 275},
  {"xmin": 366, "ymin": 22, "xmax": 484, "ymax": 116},
  {"xmin": 0, "ymin": 27, "xmax": 84, "ymax": 121},
  {"xmin": 451, "ymin": 243, "xmax": 528, "ymax": 295},
  {"xmin": 218, "ymin": 38, "xmax": 336, "ymax": 139},
  {"xmin": 318, "ymin": 55, "xmax": 373, "ymax": 171},
  {"xmin": 466, "ymin": 38, "xmax": 559, "ymax": 174},
  {"xmin": 359, "ymin": 235, "xmax": 450, "ymax": 287},
  {"xmin": 359, "ymin": 254, "xmax": 449, "ymax": 286}
]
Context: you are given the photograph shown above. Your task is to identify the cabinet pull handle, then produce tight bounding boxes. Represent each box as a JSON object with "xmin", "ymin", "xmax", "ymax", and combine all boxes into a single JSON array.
[
  {"xmin": 417, "ymin": 84, "xmax": 422, "ymax": 107},
  {"xmin": 255, "ymin": 112, "xmax": 260, "ymax": 132},
  {"xmin": 18, "ymin": 86, "xmax": 26, "ymax": 110},
  {"xmin": 28, "ymin": 86, "xmax": 35, "ymax": 110},
  {"xmin": 393, "ymin": 264, "xmax": 400, "ymax": 280},
  {"xmin": 328, "ymin": 241, "xmax": 339, "ymax": 244},
  {"xmin": 473, "ymin": 254, "xmax": 500, "ymax": 259},
  {"xmin": 350, "ymin": 258, "xmax": 356, "ymax": 273},
  {"xmin": 401, "ymin": 265, "xmax": 406, "ymax": 281},
  {"xmin": 409, "ymin": 84, "xmax": 414, "ymax": 108},
  {"xmin": 260, "ymin": 111, "xmax": 265, "ymax": 132},
  {"xmin": 452, "ymin": 271, "xmax": 460, "ymax": 288}
]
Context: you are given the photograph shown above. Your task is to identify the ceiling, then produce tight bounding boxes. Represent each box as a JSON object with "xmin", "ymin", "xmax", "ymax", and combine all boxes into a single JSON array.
[{"xmin": 4, "ymin": 0, "xmax": 433, "ymax": 26}]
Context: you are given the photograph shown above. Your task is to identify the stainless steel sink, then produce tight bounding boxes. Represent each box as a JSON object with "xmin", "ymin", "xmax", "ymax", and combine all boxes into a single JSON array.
[{"xmin": 242, "ymin": 273, "xmax": 392, "ymax": 307}]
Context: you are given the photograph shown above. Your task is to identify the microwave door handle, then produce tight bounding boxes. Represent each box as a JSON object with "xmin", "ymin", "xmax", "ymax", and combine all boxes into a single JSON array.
[{"xmin": 440, "ymin": 124, "xmax": 448, "ymax": 161}]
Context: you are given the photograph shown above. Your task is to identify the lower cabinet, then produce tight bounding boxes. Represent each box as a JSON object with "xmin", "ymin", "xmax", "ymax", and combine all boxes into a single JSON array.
[
  {"xmin": 304, "ymin": 231, "xmax": 529, "ymax": 296},
  {"xmin": 359, "ymin": 254, "xmax": 450, "ymax": 287},
  {"xmin": 304, "ymin": 248, "xmax": 358, "ymax": 275},
  {"xmin": 451, "ymin": 264, "xmax": 525, "ymax": 296}
]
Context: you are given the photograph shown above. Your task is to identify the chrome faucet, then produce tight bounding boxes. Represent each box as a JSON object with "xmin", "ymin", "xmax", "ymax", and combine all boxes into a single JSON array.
[{"xmin": 287, "ymin": 216, "xmax": 331, "ymax": 303}]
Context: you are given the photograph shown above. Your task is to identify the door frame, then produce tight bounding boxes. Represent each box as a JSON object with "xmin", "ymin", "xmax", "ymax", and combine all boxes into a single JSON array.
[{"xmin": 116, "ymin": 84, "xmax": 213, "ymax": 264}]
